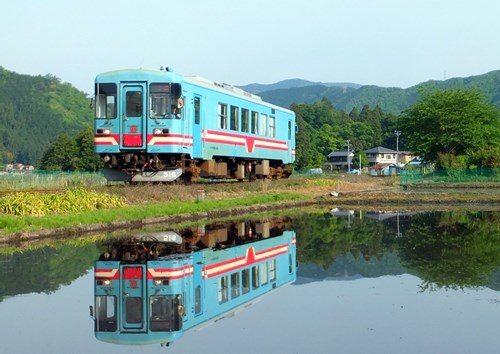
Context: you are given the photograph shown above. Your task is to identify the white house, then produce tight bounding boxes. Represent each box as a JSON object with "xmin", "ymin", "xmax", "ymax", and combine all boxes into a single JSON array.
[{"xmin": 365, "ymin": 146, "xmax": 397, "ymax": 166}]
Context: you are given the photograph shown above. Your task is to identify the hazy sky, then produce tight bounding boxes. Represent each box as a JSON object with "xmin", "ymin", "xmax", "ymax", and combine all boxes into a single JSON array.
[{"xmin": 2, "ymin": 0, "xmax": 499, "ymax": 94}]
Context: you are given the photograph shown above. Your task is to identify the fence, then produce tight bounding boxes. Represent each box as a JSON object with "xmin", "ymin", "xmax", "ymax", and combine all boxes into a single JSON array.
[
  {"xmin": 400, "ymin": 168, "xmax": 500, "ymax": 186},
  {"xmin": 0, "ymin": 171, "xmax": 107, "ymax": 191}
]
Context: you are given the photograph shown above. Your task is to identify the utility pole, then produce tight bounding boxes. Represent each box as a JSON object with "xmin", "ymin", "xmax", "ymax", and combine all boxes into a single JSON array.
[
  {"xmin": 346, "ymin": 139, "xmax": 350, "ymax": 172},
  {"xmin": 394, "ymin": 130, "xmax": 401, "ymax": 165}
]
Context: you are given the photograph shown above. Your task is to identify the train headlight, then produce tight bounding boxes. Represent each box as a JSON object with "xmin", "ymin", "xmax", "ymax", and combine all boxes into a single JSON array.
[
  {"xmin": 153, "ymin": 128, "xmax": 169, "ymax": 135},
  {"xmin": 154, "ymin": 278, "xmax": 169, "ymax": 286},
  {"xmin": 96, "ymin": 279, "xmax": 112, "ymax": 286},
  {"xmin": 97, "ymin": 128, "xmax": 112, "ymax": 135}
]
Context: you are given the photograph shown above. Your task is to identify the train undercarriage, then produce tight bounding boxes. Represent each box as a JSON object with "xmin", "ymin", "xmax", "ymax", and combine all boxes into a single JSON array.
[{"xmin": 101, "ymin": 153, "xmax": 293, "ymax": 183}]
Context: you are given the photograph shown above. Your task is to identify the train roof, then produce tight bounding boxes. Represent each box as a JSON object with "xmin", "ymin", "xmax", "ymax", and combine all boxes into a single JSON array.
[{"xmin": 95, "ymin": 68, "xmax": 294, "ymax": 114}]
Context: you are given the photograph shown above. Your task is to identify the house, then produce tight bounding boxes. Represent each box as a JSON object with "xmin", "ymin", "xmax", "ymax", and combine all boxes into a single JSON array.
[
  {"xmin": 325, "ymin": 149, "xmax": 355, "ymax": 171},
  {"xmin": 368, "ymin": 163, "xmax": 391, "ymax": 176},
  {"xmin": 365, "ymin": 146, "xmax": 397, "ymax": 166}
]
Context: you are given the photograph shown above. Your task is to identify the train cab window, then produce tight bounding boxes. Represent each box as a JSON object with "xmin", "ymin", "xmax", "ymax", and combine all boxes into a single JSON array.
[
  {"xmin": 242, "ymin": 268, "xmax": 250, "ymax": 294},
  {"xmin": 95, "ymin": 83, "xmax": 117, "ymax": 119},
  {"xmin": 241, "ymin": 109, "xmax": 249, "ymax": 133},
  {"xmin": 95, "ymin": 295, "xmax": 117, "ymax": 332},
  {"xmin": 150, "ymin": 295, "xmax": 183, "ymax": 332},
  {"xmin": 126, "ymin": 91, "xmax": 143, "ymax": 117},
  {"xmin": 288, "ymin": 121, "xmax": 292, "ymax": 140},
  {"xmin": 251, "ymin": 266, "xmax": 260, "ymax": 289},
  {"xmin": 260, "ymin": 114, "xmax": 268, "ymax": 136},
  {"xmin": 269, "ymin": 116, "xmax": 276, "ymax": 137},
  {"xmin": 251, "ymin": 111, "xmax": 259, "ymax": 134},
  {"xmin": 231, "ymin": 272, "xmax": 240, "ymax": 299},
  {"xmin": 218, "ymin": 276, "xmax": 229, "ymax": 303},
  {"xmin": 230, "ymin": 106, "xmax": 239, "ymax": 131},
  {"xmin": 150, "ymin": 83, "xmax": 181, "ymax": 119},
  {"xmin": 218, "ymin": 103, "xmax": 228, "ymax": 129}
]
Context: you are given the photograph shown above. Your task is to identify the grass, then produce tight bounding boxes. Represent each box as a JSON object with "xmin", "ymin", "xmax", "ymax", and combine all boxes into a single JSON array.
[
  {"xmin": 0, "ymin": 191, "xmax": 307, "ymax": 236},
  {"xmin": 1, "ymin": 174, "xmax": 499, "ymax": 239}
]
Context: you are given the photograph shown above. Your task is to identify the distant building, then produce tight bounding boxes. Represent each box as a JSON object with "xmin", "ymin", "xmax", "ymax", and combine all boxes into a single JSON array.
[
  {"xmin": 325, "ymin": 149, "xmax": 355, "ymax": 171},
  {"xmin": 365, "ymin": 146, "xmax": 397, "ymax": 166}
]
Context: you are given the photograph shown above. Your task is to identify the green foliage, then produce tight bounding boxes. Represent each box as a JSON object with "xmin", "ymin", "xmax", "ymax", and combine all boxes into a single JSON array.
[
  {"xmin": 0, "ymin": 188, "xmax": 127, "ymax": 216},
  {"xmin": 400, "ymin": 88, "xmax": 500, "ymax": 166},
  {"xmin": 398, "ymin": 211, "xmax": 500, "ymax": 290},
  {"xmin": 39, "ymin": 128, "xmax": 103, "ymax": 171},
  {"xmin": 291, "ymin": 99, "xmax": 399, "ymax": 170},
  {"xmin": 0, "ymin": 66, "xmax": 93, "ymax": 165}
]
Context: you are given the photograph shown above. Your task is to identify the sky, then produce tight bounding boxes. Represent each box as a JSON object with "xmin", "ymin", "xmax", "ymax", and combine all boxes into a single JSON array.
[{"xmin": 1, "ymin": 0, "xmax": 499, "ymax": 95}]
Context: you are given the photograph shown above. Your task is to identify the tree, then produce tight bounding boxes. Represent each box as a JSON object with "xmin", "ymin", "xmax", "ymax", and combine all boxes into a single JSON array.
[
  {"xmin": 39, "ymin": 129, "xmax": 102, "ymax": 171},
  {"xmin": 400, "ymin": 88, "xmax": 500, "ymax": 166},
  {"xmin": 39, "ymin": 133, "xmax": 79, "ymax": 171}
]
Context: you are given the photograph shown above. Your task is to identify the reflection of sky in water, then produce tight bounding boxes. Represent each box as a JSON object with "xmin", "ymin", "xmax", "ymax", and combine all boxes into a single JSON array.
[{"xmin": 1, "ymin": 269, "xmax": 498, "ymax": 354}]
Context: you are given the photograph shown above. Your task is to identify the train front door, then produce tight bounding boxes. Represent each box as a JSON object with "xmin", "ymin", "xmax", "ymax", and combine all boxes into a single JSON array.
[
  {"xmin": 120, "ymin": 84, "xmax": 146, "ymax": 149},
  {"xmin": 120, "ymin": 265, "xmax": 147, "ymax": 332}
]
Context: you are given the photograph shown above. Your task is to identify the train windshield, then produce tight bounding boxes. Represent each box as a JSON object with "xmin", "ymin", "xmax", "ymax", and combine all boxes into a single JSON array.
[
  {"xmin": 150, "ymin": 295, "xmax": 183, "ymax": 332},
  {"xmin": 95, "ymin": 295, "xmax": 117, "ymax": 332},
  {"xmin": 149, "ymin": 83, "xmax": 182, "ymax": 119},
  {"xmin": 95, "ymin": 83, "xmax": 117, "ymax": 119}
]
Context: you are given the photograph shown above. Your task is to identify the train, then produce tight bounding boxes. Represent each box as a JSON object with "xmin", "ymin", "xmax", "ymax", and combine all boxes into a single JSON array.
[
  {"xmin": 91, "ymin": 218, "xmax": 297, "ymax": 346},
  {"xmin": 93, "ymin": 68, "xmax": 296, "ymax": 183}
]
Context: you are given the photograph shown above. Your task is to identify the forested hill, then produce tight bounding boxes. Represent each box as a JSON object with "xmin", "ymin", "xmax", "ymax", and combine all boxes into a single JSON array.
[
  {"xmin": 0, "ymin": 67, "xmax": 93, "ymax": 165},
  {"xmin": 254, "ymin": 70, "xmax": 500, "ymax": 113}
]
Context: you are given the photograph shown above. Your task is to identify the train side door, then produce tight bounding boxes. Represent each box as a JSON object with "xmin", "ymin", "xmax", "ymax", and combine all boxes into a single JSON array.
[
  {"xmin": 193, "ymin": 251, "xmax": 204, "ymax": 316},
  {"xmin": 288, "ymin": 119, "xmax": 295, "ymax": 162},
  {"xmin": 193, "ymin": 95, "xmax": 203, "ymax": 158},
  {"xmin": 120, "ymin": 84, "xmax": 147, "ymax": 149},
  {"xmin": 120, "ymin": 265, "xmax": 147, "ymax": 332}
]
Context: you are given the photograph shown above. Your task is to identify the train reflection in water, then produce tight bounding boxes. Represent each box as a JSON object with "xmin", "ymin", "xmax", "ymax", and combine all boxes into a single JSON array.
[{"xmin": 90, "ymin": 218, "xmax": 297, "ymax": 346}]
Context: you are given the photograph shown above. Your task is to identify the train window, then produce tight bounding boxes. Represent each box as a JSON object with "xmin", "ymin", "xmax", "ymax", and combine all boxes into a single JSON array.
[
  {"xmin": 288, "ymin": 121, "xmax": 292, "ymax": 140},
  {"xmin": 252, "ymin": 266, "xmax": 260, "ymax": 289},
  {"xmin": 218, "ymin": 103, "xmax": 228, "ymax": 129},
  {"xmin": 230, "ymin": 105, "xmax": 239, "ymax": 131},
  {"xmin": 218, "ymin": 276, "xmax": 228, "ymax": 304},
  {"xmin": 260, "ymin": 114, "xmax": 268, "ymax": 136},
  {"xmin": 194, "ymin": 286, "xmax": 201, "ymax": 314},
  {"xmin": 95, "ymin": 295, "xmax": 117, "ymax": 332},
  {"xmin": 269, "ymin": 116, "xmax": 276, "ymax": 137},
  {"xmin": 125, "ymin": 297, "xmax": 143, "ymax": 323},
  {"xmin": 194, "ymin": 97, "xmax": 201, "ymax": 124},
  {"xmin": 269, "ymin": 259, "xmax": 277, "ymax": 281},
  {"xmin": 150, "ymin": 83, "xmax": 182, "ymax": 119},
  {"xmin": 150, "ymin": 295, "xmax": 183, "ymax": 332},
  {"xmin": 242, "ymin": 268, "xmax": 250, "ymax": 294},
  {"xmin": 251, "ymin": 111, "xmax": 259, "ymax": 134},
  {"xmin": 241, "ymin": 109, "xmax": 249, "ymax": 133},
  {"xmin": 261, "ymin": 262, "xmax": 269, "ymax": 285},
  {"xmin": 126, "ymin": 91, "xmax": 143, "ymax": 117},
  {"xmin": 95, "ymin": 83, "xmax": 117, "ymax": 119},
  {"xmin": 231, "ymin": 272, "xmax": 240, "ymax": 299}
]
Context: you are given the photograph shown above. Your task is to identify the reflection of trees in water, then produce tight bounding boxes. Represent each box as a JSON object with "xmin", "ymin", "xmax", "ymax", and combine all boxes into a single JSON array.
[
  {"xmin": 398, "ymin": 211, "xmax": 500, "ymax": 290},
  {"xmin": 294, "ymin": 212, "xmax": 400, "ymax": 269},
  {"xmin": 0, "ymin": 244, "xmax": 100, "ymax": 299},
  {"xmin": 293, "ymin": 211, "xmax": 500, "ymax": 290}
]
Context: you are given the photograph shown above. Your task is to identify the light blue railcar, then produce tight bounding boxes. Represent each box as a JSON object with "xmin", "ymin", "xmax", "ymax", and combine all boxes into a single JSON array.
[
  {"xmin": 94, "ymin": 68, "xmax": 296, "ymax": 182},
  {"xmin": 92, "ymin": 220, "xmax": 297, "ymax": 346}
]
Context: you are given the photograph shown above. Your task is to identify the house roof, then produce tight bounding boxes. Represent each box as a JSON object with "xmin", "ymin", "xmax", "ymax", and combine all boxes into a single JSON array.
[
  {"xmin": 365, "ymin": 146, "xmax": 397, "ymax": 154},
  {"xmin": 327, "ymin": 150, "xmax": 354, "ymax": 157}
]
